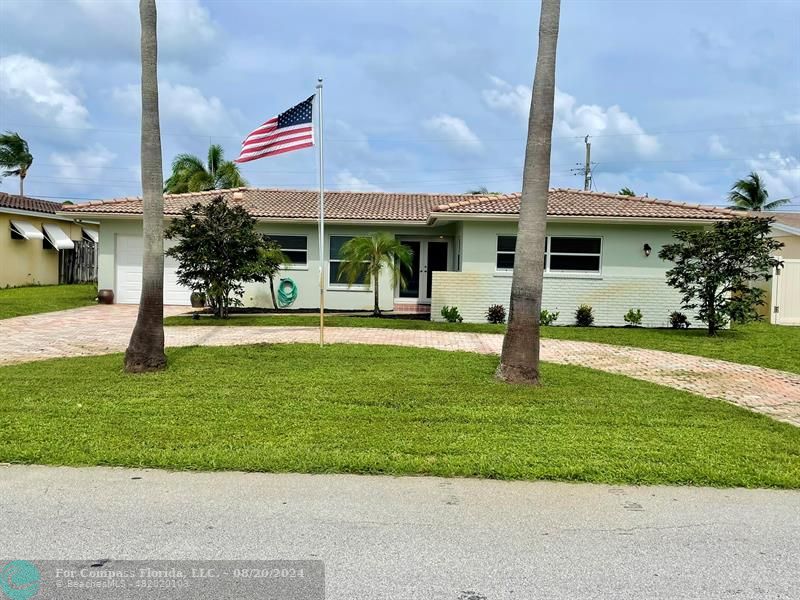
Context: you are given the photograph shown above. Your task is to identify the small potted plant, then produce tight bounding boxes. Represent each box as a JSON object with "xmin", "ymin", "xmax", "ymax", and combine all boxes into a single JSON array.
[{"xmin": 190, "ymin": 291, "xmax": 206, "ymax": 308}]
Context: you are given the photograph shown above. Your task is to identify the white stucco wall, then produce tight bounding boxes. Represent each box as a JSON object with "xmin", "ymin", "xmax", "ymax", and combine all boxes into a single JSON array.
[
  {"xmin": 432, "ymin": 220, "xmax": 696, "ymax": 326},
  {"xmin": 96, "ymin": 218, "xmax": 457, "ymax": 311}
]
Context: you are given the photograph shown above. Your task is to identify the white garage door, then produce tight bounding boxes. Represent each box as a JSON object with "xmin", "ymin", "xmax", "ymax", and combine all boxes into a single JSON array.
[{"xmin": 115, "ymin": 235, "xmax": 192, "ymax": 305}]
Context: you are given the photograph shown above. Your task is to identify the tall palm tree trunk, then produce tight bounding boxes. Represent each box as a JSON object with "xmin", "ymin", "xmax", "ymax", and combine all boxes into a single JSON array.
[
  {"xmin": 125, "ymin": 0, "xmax": 166, "ymax": 373},
  {"xmin": 373, "ymin": 272, "xmax": 380, "ymax": 316},
  {"xmin": 496, "ymin": 0, "xmax": 560, "ymax": 384},
  {"xmin": 19, "ymin": 170, "xmax": 24, "ymax": 198}
]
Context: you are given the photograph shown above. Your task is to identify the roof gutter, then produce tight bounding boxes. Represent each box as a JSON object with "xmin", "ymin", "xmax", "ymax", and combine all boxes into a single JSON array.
[{"xmin": 4, "ymin": 207, "xmax": 86, "ymax": 222}]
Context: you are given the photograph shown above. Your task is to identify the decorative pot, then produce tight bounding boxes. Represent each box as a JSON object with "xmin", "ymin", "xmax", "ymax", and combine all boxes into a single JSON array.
[
  {"xmin": 190, "ymin": 292, "xmax": 206, "ymax": 308},
  {"xmin": 97, "ymin": 289, "xmax": 114, "ymax": 304}
]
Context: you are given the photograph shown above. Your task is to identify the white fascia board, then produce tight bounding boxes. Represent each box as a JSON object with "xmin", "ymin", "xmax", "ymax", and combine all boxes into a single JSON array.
[
  {"xmin": 2, "ymin": 207, "xmax": 74, "ymax": 221},
  {"xmin": 427, "ymin": 213, "xmax": 726, "ymax": 226}
]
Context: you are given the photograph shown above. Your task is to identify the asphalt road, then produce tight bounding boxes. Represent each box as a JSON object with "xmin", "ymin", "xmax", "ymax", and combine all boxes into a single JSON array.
[{"xmin": 1, "ymin": 465, "xmax": 798, "ymax": 599}]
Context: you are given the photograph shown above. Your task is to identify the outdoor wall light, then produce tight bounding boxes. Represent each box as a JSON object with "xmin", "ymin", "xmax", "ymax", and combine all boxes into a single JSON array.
[{"xmin": 643, "ymin": 243, "xmax": 652, "ymax": 257}]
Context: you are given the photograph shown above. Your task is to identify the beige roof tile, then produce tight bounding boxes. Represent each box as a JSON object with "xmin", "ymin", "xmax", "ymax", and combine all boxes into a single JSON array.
[
  {"xmin": 61, "ymin": 187, "xmax": 735, "ymax": 222},
  {"xmin": 0, "ymin": 192, "xmax": 65, "ymax": 215}
]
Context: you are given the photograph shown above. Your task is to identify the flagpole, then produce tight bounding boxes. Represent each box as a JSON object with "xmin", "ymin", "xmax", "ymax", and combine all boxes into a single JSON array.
[{"xmin": 316, "ymin": 78, "xmax": 325, "ymax": 347}]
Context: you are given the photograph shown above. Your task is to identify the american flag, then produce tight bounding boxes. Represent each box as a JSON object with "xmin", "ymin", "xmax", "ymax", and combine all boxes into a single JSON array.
[{"xmin": 235, "ymin": 96, "xmax": 315, "ymax": 163}]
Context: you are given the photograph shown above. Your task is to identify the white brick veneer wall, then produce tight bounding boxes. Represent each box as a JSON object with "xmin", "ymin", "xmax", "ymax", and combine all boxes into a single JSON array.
[{"xmin": 431, "ymin": 271, "xmax": 689, "ymax": 327}]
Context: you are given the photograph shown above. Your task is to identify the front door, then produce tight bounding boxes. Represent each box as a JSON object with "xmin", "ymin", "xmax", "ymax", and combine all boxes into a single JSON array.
[{"xmin": 398, "ymin": 239, "xmax": 449, "ymax": 304}]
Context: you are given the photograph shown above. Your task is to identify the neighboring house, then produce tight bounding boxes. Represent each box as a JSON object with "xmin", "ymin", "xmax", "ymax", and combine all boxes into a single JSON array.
[
  {"xmin": 763, "ymin": 212, "xmax": 800, "ymax": 325},
  {"xmin": 1, "ymin": 192, "xmax": 99, "ymax": 288},
  {"xmin": 59, "ymin": 187, "xmax": 734, "ymax": 326}
]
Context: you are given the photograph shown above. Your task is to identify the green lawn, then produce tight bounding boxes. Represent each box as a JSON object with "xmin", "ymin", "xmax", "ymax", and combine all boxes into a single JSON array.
[
  {"xmin": 0, "ymin": 284, "xmax": 97, "ymax": 320},
  {"xmin": 1, "ymin": 344, "xmax": 797, "ymax": 488},
  {"xmin": 164, "ymin": 315, "xmax": 800, "ymax": 374}
]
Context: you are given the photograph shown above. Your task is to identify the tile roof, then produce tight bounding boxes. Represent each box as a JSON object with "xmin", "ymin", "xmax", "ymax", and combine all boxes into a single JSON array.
[
  {"xmin": 766, "ymin": 212, "xmax": 800, "ymax": 232},
  {"xmin": 0, "ymin": 192, "xmax": 65, "ymax": 215},
  {"xmin": 432, "ymin": 189, "xmax": 736, "ymax": 220},
  {"xmin": 60, "ymin": 187, "xmax": 735, "ymax": 222}
]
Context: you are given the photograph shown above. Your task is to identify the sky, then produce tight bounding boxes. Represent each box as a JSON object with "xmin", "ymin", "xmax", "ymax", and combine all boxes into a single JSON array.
[{"xmin": 1, "ymin": 0, "xmax": 799, "ymax": 209}]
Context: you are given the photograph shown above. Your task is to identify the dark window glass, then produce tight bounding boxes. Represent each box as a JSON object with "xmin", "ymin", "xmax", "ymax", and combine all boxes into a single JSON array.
[
  {"xmin": 330, "ymin": 236, "xmax": 352, "ymax": 259},
  {"xmin": 283, "ymin": 250, "xmax": 307, "ymax": 264},
  {"xmin": 549, "ymin": 254, "xmax": 601, "ymax": 272},
  {"xmin": 266, "ymin": 235, "xmax": 307, "ymax": 250},
  {"xmin": 329, "ymin": 236, "xmax": 367, "ymax": 285},
  {"xmin": 496, "ymin": 253, "xmax": 515, "ymax": 269},
  {"xmin": 497, "ymin": 235, "xmax": 517, "ymax": 252},
  {"xmin": 265, "ymin": 234, "xmax": 307, "ymax": 265},
  {"xmin": 329, "ymin": 260, "xmax": 368, "ymax": 285},
  {"xmin": 549, "ymin": 237, "xmax": 601, "ymax": 254}
]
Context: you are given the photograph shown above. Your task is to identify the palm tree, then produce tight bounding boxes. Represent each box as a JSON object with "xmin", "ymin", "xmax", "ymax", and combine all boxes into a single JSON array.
[
  {"xmin": 496, "ymin": 0, "xmax": 560, "ymax": 385},
  {"xmin": 618, "ymin": 187, "xmax": 635, "ymax": 196},
  {"xmin": 337, "ymin": 233, "xmax": 413, "ymax": 316},
  {"xmin": 0, "ymin": 132, "xmax": 33, "ymax": 198},
  {"xmin": 253, "ymin": 240, "xmax": 289, "ymax": 311},
  {"xmin": 125, "ymin": 0, "xmax": 166, "ymax": 373},
  {"xmin": 164, "ymin": 144, "xmax": 247, "ymax": 193},
  {"xmin": 727, "ymin": 171, "xmax": 789, "ymax": 211}
]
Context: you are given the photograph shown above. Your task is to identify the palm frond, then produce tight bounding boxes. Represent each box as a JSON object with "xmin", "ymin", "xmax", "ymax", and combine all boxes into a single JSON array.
[
  {"xmin": 215, "ymin": 160, "xmax": 247, "ymax": 189},
  {"xmin": 0, "ymin": 132, "xmax": 33, "ymax": 173}
]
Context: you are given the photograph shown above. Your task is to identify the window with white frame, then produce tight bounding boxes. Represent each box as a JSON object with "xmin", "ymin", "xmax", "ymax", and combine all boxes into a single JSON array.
[
  {"xmin": 265, "ymin": 235, "xmax": 307, "ymax": 267},
  {"xmin": 496, "ymin": 235, "xmax": 602, "ymax": 273},
  {"xmin": 329, "ymin": 236, "xmax": 369, "ymax": 286}
]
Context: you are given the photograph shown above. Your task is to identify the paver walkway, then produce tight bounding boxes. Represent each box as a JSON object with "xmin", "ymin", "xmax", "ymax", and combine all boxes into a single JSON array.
[{"xmin": 1, "ymin": 305, "xmax": 798, "ymax": 426}]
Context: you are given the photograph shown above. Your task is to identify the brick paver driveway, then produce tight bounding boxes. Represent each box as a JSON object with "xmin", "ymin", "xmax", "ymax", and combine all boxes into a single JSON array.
[{"xmin": 1, "ymin": 305, "xmax": 798, "ymax": 426}]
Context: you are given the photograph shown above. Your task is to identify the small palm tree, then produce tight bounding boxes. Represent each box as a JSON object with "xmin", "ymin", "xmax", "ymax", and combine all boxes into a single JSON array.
[
  {"xmin": 618, "ymin": 187, "xmax": 635, "ymax": 196},
  {"xmin": 164, "ymin": 144, "xmax": 247, "ymax": 193},
  {"xmin": 252, "ymin": 240, "xmax": 289, "ymax": 311},
  {"xmin": 337, "ymin": 233, "xmax": 413, "ymax": 316},
  {"xmin": 0, "ymin": 132, "xmax": 33, "ymax": 198},
  {"xmin": 727, "ymin": 171, "xmax": 789, "ymax": 211}
]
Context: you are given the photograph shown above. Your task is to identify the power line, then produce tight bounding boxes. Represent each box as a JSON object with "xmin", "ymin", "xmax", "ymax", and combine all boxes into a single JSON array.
[{"xmin": 3, "ymin": 120, "xmax": 798, "ymax": 143}]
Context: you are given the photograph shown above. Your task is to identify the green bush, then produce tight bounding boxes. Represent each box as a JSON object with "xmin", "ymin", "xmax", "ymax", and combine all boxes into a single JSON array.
[
  {"xmin": 440, "ymin": 305, "xmax": 463, "ymax": 323},
  {"xmin": 670, "ymin": 311, "xmax": 690, "ymax": 329},
  {"xmin": 485, "ymin": 304, "xmax": 506, "ymax": 324},
  {"xmin": 575, "ymin": 304, "xmax": 594, "ymax": 327},
  {"xmin": 624, "ymin": 308, "xmax": 643, "ymax": 327},
  {"xmin": 540, "ymin": 309, "xmax": 559, "ymax": 326}
]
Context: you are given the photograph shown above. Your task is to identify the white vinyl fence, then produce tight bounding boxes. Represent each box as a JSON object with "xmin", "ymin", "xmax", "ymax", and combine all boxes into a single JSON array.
[{"xmin": 771, "ymin": 258, "xmax": 800, "ymax": 326}]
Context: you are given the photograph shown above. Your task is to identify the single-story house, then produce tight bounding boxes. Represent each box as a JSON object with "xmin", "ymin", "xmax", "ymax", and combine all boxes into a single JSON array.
[
  {"xmin": 1, "ymin": 192, "xmax": 98, "ymax": 288},
  {"xmin": 763, "ymin": 212, "xmax": 800, "ymax": 325},
  {"xmin": 59, "ymin": 187, "xmax": 736, "ymax": 326}
]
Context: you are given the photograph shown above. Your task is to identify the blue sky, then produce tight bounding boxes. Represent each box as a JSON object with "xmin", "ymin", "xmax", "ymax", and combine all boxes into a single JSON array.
[{"xmin": 1, "ymin": 0, "xmax": 798, "ymax": 209}]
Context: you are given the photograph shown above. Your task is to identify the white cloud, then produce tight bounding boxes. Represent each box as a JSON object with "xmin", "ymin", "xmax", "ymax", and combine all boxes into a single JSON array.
[
  {"xmin": 482, "ymin": 75, "xmax": 531, "ymax": 121},
  {"xmin": 0, "ymin": 54, "xmax": 89, "ymax": 128},
  {"xmin": 786, "ymin": 112, "xmax": 800, "ymax": 125},
  {"xmin": 112, "ymin": 81, "xmax": 239, "ymax": 136},
  {"xmin": 50, "ymin": 144, "xmax": 117, "ymax": 179},
  {"xmin": 422, "ymin": 114, "xmax": 482, "ymax": 152},
  {"xmin": 708, "ymin": 134, "xmax": 729, "ymax": 156},
  {"xmin": 748, "ymin": 152, "xmax": 800, "ymax": 200},
  {"xmin": 73, "ymin": 0, "xmax": 218, "ymax": 62},
  {"xmin": 334, "ymin": 170, "xmax": 382, "ymax": 192},
  {"xmin": 483, "ymin": 76, "xmax": 660, "ymax": 158}
]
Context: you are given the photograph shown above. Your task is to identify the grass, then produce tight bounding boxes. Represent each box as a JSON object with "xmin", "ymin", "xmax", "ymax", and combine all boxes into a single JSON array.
[
  {"xmin": 164, "ymin": 315, "xmax": 800, "ymax": 374},
  {"xmin": 1, "ymin": 344, "xmax": 798, "ymax": 488},
  {"xmin": 0, "ymin": 283, "xmax": 97, "ymax": 320}
]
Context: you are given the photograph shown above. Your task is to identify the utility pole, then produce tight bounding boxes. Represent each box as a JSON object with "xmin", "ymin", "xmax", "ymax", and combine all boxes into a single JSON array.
[{"xmin": 583, "ymin": 135, "xmax": 592, "ymax": 191}]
